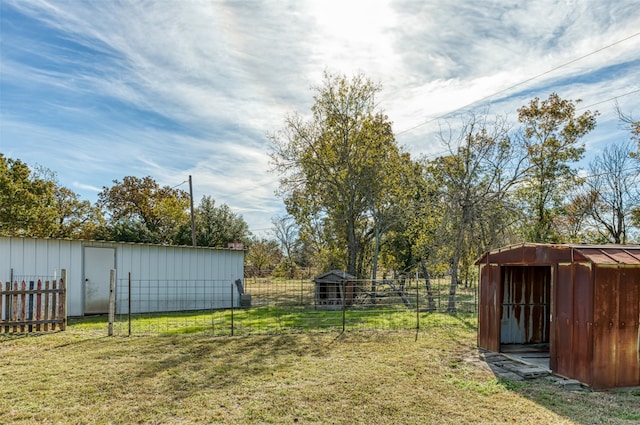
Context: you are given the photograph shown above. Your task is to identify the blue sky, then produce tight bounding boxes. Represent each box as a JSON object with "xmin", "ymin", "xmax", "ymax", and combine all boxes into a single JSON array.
[{"xmin": 1, "ymin": 0, "xmax": 639, "ymax": 237}]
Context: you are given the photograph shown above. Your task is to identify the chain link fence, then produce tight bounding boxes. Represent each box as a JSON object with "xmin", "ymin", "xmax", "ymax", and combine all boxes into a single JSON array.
[{"xmin": 106, "ymin": 275, "xmax": 477, "ymax": 336}]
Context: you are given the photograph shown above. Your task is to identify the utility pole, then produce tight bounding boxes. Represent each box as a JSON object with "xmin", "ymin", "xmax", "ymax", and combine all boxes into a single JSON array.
[{"xmin": 189, "ymin": 175, "xmax": 196, "ymax": 246}]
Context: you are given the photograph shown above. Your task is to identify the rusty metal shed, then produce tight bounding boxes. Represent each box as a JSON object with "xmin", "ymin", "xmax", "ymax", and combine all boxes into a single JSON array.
[{"xmin": 477, "ymin": 243, "xmax": 640, "ymax": 389}]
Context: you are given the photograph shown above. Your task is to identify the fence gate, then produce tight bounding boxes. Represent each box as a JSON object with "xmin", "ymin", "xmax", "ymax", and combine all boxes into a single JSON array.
[{"xmin": 0, "ymin": 270, "xmax": 67, "ymax": 333}]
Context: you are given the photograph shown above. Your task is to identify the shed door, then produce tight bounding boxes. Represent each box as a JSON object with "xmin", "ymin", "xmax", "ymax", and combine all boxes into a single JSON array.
[
  {"xmin": 500, "ymin": 266, "xmax": 550, "ymax": 345},
  {"xmin": 84, "ymin": 247, "xmax": 115, "ymax": 314}
]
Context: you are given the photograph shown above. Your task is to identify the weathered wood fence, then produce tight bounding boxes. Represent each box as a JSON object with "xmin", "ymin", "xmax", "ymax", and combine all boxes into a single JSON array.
[{"xmin": 0, "ymin": 270, "xmax": 66, "ymax": 333}]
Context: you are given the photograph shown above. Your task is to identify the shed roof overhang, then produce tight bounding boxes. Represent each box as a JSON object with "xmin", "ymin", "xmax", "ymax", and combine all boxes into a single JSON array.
[{"xmin": 476, "ymin": 243, "xmax": 640, "ymax": 266}]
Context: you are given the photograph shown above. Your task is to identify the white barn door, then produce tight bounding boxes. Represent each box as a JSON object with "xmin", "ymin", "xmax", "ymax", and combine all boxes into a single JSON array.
[{"xmin": 84, "ymin": 247, "xmax": 115, "ymax": 314}]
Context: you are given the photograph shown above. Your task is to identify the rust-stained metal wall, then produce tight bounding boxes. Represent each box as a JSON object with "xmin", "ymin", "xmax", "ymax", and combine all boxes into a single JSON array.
[
  {"xmin": 478, "ymin": 263, "xmax": 500, "ymax": 352},
  {"xmin": 553, "ymin": 262, "xmax": 593, "ymax": 384},
  {"xmin": 591, "ymin": 265, "xmax": 640, "ymax": 388},
  {"xmin": 477, "ymin": 243, "xmax": 640, "ymax": 389}
]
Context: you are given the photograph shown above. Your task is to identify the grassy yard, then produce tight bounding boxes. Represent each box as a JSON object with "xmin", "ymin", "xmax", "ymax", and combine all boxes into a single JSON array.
[
  {"xmin": 1, "ymin": 316, "xmax": 639, "ymax": 424},
  {"xmin": 107, "ymin": 306, "xmax": 455, "ymax": 336}
]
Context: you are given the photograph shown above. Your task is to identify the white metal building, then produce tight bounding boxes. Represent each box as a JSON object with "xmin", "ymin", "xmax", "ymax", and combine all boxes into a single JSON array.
[{"xmin": 0, "ymin": 236, "xmax": 245, "ymax": 316}]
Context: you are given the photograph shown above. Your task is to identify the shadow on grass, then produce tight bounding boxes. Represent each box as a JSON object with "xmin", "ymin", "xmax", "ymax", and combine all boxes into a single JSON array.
[
  {"xmin": 508, "ymin": 378, "xmax": 640, "ymax": 424},
  {"xmin": 472, "ymin": 353, "xmax": 640, "ymax": 424},
  {"xmin": 126, "ymin": 331, "xmax": 336, "ymax": 402},
  {"xmin": 0, "ymin": 329, "xmax": 67, "ymax": 343},
  {"xmin": 11, "ymin": 313, "xmax": 638, "ymax": 424}
]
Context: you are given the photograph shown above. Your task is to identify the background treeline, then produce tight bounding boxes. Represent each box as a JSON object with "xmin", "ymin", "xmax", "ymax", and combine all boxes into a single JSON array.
[
  {"xmin": 2, "ymin": 73, "xmax": 639, "ymax": 294},
  {"xmin": 0, "ymin": 164, "xmax": 251, "ymax": 247},
  {"xmin": 269, "ymin": 73, "xmax": 640, "ymax": 297}
]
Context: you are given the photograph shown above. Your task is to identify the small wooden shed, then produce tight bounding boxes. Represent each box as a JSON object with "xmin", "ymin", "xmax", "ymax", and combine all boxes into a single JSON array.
[
  {"xmin": 477, "ymin": 243, "xmax": 640, "ymax": 388},
  {"xmin": 313, "ymin": 270, "xmax": 356, "ymax": 309}
]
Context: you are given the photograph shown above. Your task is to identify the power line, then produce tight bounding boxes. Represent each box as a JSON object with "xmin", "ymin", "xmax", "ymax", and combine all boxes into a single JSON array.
[
  {"xmin": 577, "ymin": 88, "xmax": 640, "ymax": 111},
  {"xmin": 397, "ymin": 32, "xmax": 640, "ymax": 136},
  {"xmin": 171, "ymin": 180, "xmax": 188, "ymax": 189}
]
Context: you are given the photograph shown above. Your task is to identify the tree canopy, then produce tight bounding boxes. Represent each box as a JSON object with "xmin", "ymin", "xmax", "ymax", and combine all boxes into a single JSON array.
[
  {"xmin": 175, "ymin": 195, "xmax": 250, "ymax": 247},
  {"xmin": 2, "ymin": 74, "xmax": 637, "ymax": 291},
  {"xmin": 0, "ymin": 158, "xmax": 250, "ymax": 248},
  {"xmin": 516, "ymin": 93, "xmax": 597, "ymax": 242},
  {"xmin": 270, "ymin": 71, "xmax": 412, "ymax": 276},
  {"xmin": 97, "ymin": 176, "xmax": 190, "ymax": 244},
  {"xmin": 0, "ymin": 155, "xmax": 57, "ymax": 237}
]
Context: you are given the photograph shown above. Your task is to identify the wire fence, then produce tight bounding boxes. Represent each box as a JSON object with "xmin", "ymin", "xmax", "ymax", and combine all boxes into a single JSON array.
[{"xmin": 106, "ymin": 275, "xmax": 478, "ymax": 336}]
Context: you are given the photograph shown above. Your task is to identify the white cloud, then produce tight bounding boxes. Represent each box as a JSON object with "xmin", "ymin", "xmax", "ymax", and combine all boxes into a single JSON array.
[{"xmin": 2, "ymin": 0, "xmax": 639, "ymax": 237}]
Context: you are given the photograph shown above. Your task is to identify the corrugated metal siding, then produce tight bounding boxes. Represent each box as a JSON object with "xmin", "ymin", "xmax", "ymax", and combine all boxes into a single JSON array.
[
  {"xmin": 572, "ymin": 263, "xmax": 594, "ymax": 385},
  {"xmin": 0, "ymin": 237, "xmax": 244, "ymax": 316},
  {"xmin": 592, "ymin": 265, "xmax": 620, "ymax": 388},
  {"xmin": 617, "ymin": 267, "xmax": 640, "ymax": 387},
  {"xmin": 549, "ymin": 263, "xmax": 593, "ymax": 382},
  {"xmin": 0, "ymin": 238, "xmax": 82, "ymax": 314},
  {"xmin": 478, "ymin": 263, "xmax": 500, "ymax": 352},
  {"xmin": 554, "ymin": 262, "xmax": 594, "ymax": 384},
  {"xmin": 478, "ymin": 243, "xmax": 640, "ymax": 388},
  {"xmin": 112, "ymin": 243, "xmax": 243, "ymax": 314},
  {"xmin": 592, "ymin": 265, "xmax": 640, "ymax": 388},
  {"xmin": 554, "ymin": 263, "xmax": 574, "ymax": 377}
]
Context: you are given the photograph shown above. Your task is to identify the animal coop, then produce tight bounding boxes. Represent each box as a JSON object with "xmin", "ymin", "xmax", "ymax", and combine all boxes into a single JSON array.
[
  {"xmin": 477, "ymin": 243, "xmax": 640, "ymax": 389},
  {"xmin": 0, "ymin": 236, "xmax": 245, "ymax": 317},
  {"xmin": 313, "ymin": 270, "xmax": 356, "ymax": 309}
]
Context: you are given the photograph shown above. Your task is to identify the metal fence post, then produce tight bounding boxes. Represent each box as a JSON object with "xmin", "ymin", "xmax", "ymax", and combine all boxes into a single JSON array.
[
  {"xmin": 231, "ymin": 282, "xmax": 234, "ymax": 336},
  {"xmin": 128, "ymin": 272, "xmax": 131, "ymax": 337},
  {"xmin": 341, "ymin": 280, "xmax": 346, "ymax": 334},
  {"xmin": 61, "ymin": 269, "xmax": 67, "ymax": 331},
  {"xmin": 415, "ymin": 279, "xmax": 420, "ymax": 341},
  {"xmin": 108, "ymin": 269, "xmax": 116, "ymax": 336}
]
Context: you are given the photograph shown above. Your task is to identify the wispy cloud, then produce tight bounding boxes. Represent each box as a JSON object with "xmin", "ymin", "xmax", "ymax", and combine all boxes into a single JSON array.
[{"xmin": 1, "ymin": 0, "xmax": 639, "ymax": 236}]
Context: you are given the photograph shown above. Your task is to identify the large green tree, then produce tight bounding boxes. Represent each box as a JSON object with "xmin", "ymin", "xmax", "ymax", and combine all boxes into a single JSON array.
[
  {"xmin": 245, "ymin": 238, "xmax": 282, "ymax": 278},
  {"xmin": 270, "ymin": 72, "xmax": 409, "ymax": 277},
  {"xmin": 97, "ymin": 176, "xmax": 189, "ymax": 244},
  {"xmin": 0, "ymin": 155, "xmax": 57, "ymax": 237},
  {"xmin": 616, "ymin": 105, "xmax": 640, "ymax": 229},
  {"xmin": 584, "ymin": 141, "xmax": 639, "ymax": 243},
  {"xmin": 175, "ymin": 195, "xmax": 250, "ymax": 247},
  {"xmin": 52, "ymin": 186, "xmax": 106, "ymax": 239},
  {"xmin": 272, "ymin": 215, "xmax": 302, "ymax": 278},
  {"xmin": 429, "ymin": 115, "xmax": 523, "ymax": 312},
  {"xmin": 616, "ymin": 103, "xmax": 639, "ymax": 158},
  {"xmin": 31, "ymin": 166, "xmax": 106, "ymax": 239},
  {"xmin": 517, "ymin": 93, "xmax": 597, "ymax": 242}
]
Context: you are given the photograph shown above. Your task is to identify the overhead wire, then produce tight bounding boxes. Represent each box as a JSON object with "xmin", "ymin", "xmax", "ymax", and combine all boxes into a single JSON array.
[
  {"xmin": 396, "ymin": 32, "xmax": 640, "ymax": 136},
  {"xmin": 576, "ymin": 88, "xmax": 640, "ymax": 111}
]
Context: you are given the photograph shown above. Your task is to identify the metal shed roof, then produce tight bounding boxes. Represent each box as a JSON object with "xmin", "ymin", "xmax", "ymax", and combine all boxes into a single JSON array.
[
  {"xmin": 477, "ymin": 243, "xmax": 640, "ymax": 266},
  {"xmin": 572, "ymin": 246, "xmax": 640, "ymax": 264}
]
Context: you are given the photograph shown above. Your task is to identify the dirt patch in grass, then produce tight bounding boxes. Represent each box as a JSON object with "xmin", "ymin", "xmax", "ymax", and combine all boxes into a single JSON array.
[{"xmin": 1, "ymin": 322, "xmax": 638, "ymax": 424}]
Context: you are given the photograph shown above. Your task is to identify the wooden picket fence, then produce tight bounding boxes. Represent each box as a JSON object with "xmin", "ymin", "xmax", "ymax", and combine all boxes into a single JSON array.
[{"xmin": 0, "ymin": 270, "xmax": 66, "ymax": 333}]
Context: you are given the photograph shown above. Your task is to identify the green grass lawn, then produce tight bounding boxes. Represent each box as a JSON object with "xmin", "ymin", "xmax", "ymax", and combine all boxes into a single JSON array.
[
  {"xmin": 1, "ymin": 315, "xmax": 638, "ymax": 424},
  {"xmin": 98, "ymin": 304, "xmax": 479, "ymax": 336}
]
